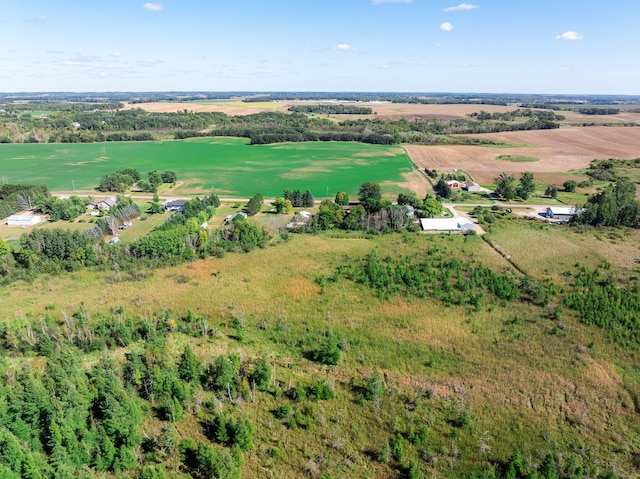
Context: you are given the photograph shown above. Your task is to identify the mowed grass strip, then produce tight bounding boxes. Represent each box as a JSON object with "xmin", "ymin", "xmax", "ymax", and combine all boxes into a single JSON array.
[
  {"xmin": 495, "ymin": 154, "xmax": 540, "ymax": 162},
  {"xmin": 0, "ymin": 138, "xmax": 413, "ymax": 197}
]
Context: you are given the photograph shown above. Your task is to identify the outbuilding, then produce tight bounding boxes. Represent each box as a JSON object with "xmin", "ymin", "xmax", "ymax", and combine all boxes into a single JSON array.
[
  {"xmin": 546, "ymin": 206, "xmax": 578, "ymax": 219},
  {"xmin": 420, "ymin": 217, "xmax": 475, "ymax": 232},
  {"xmin": 7, "ymin": 215, "xmax": 42, "ymax": 226},
  {"xmin": 464, "ymin": 181, "xmax": 483, "ymax": 193}
]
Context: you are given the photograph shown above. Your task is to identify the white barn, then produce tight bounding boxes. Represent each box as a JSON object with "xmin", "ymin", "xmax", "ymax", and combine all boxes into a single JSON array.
[
  {"xmin": 7, "ymin": 215, "xmax": 42, "ymax": 226},
  {"xmin": 420, "ymin": 217, "xmax": 475, "ymax": 232}
]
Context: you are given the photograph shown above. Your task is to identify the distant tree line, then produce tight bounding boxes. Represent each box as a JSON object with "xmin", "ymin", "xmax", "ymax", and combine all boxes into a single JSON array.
[
  {"xmin": 2, "ymin": 106, "xmax": 565, "ymax": 145},
  {"xmin": 288, "ymin": 104, "xmax": 373, "ymax": 115},
  {"xmin": 469, "ymin": 108, "xmax": 564, "ymax": 122},
  {"xmin": 0, "ymin": 108, "xmax": 226, "ymax": 144},
  {"xmin": 577, "ymin": 107, "xmax": 619, "ymax": 115}
]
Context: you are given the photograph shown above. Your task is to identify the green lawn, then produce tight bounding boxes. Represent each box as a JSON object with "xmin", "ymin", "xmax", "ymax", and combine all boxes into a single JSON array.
[{"xmin": 0, "ymin": 138, "xmax": 413, "ymax": 197}]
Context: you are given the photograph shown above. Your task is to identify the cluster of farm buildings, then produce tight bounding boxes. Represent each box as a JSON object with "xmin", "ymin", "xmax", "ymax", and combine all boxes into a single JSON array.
[{"xmin": 3, "ymin": 190, "xmax": 582, "ymax": 236}]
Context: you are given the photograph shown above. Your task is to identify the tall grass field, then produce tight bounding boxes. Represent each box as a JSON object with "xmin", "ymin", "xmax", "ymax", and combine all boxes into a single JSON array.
[{"xmin": 0, "ymin": 138, "xmax": 413, "ymax": 197}]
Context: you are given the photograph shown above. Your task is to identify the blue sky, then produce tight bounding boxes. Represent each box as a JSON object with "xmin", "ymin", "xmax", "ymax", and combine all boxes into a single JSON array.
[{"xmin": 1, "ymin": 0, "xmax": 638, "ymax": 94}]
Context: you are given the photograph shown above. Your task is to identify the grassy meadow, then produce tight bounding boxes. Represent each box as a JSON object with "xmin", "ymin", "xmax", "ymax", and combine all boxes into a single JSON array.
[
  {"xmin": 1, "ymin": 224, "xmax": 638, "ymax": 477},
  {"xmin": 0, "ymin": 138, "xmax": 413, "ymax": 197}
]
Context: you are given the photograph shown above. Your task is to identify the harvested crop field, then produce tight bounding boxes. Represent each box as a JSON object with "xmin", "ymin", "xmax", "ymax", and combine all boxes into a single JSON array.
[
  {"xmin": 366, "ymin": 102, "xmax": 517, "ymax": 120},
  {"xmin": 560, "ymin": 109, "xmax": 640, "ymax": 124},
  {"xmin": 126, "ymin": 100, "xmax": 518, "ymax": 120},
  {"xmin": 122, "ymin": 100, "xmax": 289, "ymax": 116},
  {"xmin": 405, "ymin": 126, "xmax": 640, "ymax": 184}
]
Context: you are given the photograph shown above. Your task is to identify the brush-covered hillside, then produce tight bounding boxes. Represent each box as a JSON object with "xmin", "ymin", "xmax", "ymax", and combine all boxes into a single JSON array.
[{"xmin": 0, "ymin": 222, "xmax": 638, "ymax": 479}]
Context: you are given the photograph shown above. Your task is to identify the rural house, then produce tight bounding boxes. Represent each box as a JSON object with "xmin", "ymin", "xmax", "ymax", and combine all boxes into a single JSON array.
[
  {"xmin": 163, "ymin": 199, "xmax": 187, "ymax": 212},
  {"xmin": 447, "ymin": 180, "xmax": 461, "ymax": 188},
  {"xmin": 88, "ymin": 197, "xmax": 116, "ymax": 212}
]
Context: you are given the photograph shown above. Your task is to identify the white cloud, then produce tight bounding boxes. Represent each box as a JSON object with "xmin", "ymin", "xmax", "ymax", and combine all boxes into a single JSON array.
[
  {"xmin": 372, "ymin": 0, "xmax": 413, "ymax": 4},
  {"xmin": 143, "ymin": 3, "xmax": 164, "ymax": 12},
  {"xmin": 555, "ymin": 31, "xmax": 584, "ymax": 41},
  {"xmin": 559, "ymin": 66, "xmax": 571, "ymax": 71},
  {"xmin": 110, "ymin": 51, "xmax": 123, "ymax": 58},
  {"xmin": 63, "ymin": 53, "xmax": 99, "ymax": 66},
  {"xmin": 439, "ymin": 22, "xmax": 454, "ymax": 32},
  {"xmin": 336, "ymin": 44, "xmax": 356, "ymax": 51},
  {"xmin": 26, "ymin": 16, "xmax": 48, "ymax": 24},
  {"xmin": 444, "ymin": 3, "xmax": 479, "ymax": 12}
]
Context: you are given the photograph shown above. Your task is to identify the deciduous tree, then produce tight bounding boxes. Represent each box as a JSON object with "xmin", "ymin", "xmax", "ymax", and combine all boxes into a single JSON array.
[
  {"xmin": 494, "ymin": 172, "xmax": 516, "ymax": 200},
  {"xmin": 516, "ymin": 172, "xmax": 535, "ymax": 200},
  {"xmin": 358, "ymin": 182, "xmax": 382, "ymax": 213}
]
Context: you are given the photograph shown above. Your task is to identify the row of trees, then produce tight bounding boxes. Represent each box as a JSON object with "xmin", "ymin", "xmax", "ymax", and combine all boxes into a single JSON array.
[
  {"xmin": 288, "ymin": 104, "xmax": 373, "ymax": 115},
  {"xmin": 283, "ymin": 189, "xmax": 314, "ymax": 208},
  {"xmin": 469, "ymin": 108, "xmax": 564, "ymax": 122},
  {"xmin": 98, "ymin": 169, "xmax": 177, "ymax": 193}
]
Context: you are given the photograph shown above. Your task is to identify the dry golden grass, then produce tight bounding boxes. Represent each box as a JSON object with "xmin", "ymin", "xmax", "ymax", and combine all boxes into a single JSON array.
[
  {"xmin": 1, "ymin": 229, "xmax": 639, "ymax": 477},
  {"xmin": 486, "ymin": 220, "xmax": 640, "ymax": 279}
]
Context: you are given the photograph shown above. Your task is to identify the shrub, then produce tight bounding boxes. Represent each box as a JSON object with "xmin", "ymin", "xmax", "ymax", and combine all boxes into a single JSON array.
[{"xmin": 312, "ymin": 336, "xmax": 341, "ymax": 366}]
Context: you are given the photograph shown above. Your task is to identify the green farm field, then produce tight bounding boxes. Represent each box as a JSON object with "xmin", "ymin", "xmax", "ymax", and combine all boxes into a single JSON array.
[{"xmin": 0, "ymin": 138, "xmax": 414, "ymax": 197}]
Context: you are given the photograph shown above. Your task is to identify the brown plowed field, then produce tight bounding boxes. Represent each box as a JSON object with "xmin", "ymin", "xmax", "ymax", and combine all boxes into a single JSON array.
[
  {"xmin": 367, "ymin": 103, "xmax": 517, "ymax": 120},
  {"xmin": 405, "ymin": 126, "xmax": 640, "ymax": 184}
]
